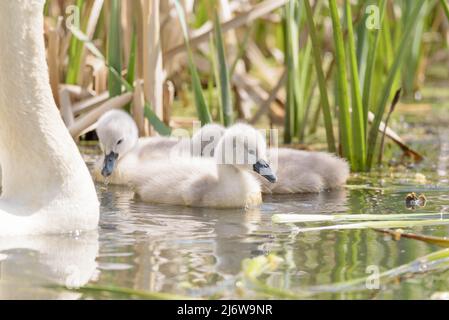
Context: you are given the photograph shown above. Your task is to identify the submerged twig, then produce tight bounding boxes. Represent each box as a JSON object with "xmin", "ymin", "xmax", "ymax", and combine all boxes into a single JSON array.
[{"xmin": 374, "ymin": 228, "xmax": 449, "ymax": 248}]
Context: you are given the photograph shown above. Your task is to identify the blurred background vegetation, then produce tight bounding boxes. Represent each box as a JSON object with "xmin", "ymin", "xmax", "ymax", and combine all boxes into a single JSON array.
[{"xmin": 42, "ymin": 0, "xmax": 449, "ymax": 172}]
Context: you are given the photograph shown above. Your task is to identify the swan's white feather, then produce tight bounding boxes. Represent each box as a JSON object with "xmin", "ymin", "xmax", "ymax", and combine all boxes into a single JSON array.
[{"xmin": 0, "ymin": 0, "xmax": 99, "ymax": 236}]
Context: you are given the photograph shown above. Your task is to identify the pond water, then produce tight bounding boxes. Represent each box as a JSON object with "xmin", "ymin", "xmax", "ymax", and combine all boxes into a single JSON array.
[{"xmin": 1, "ymin": 91, "xmax": 449, "ymax": 299}]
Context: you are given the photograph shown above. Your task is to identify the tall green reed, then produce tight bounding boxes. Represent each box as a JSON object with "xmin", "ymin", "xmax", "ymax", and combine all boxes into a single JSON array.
[
  {"xmin": 213, "ymin": 11, "xmax": 234, "ymax": 127},
  {"xmin": 304, "ymin": 0, "xmax": 336, "ymax": 153},
  {"xmin": 366, "ymin": 1, "xmax": 425, "ymax": 169},
  {"xmin": 345, "ymin": 0, "xmax": 366, "ymax": 171},
  {"xmin": 66, "ymin": 0, "xmax": 86, "ymax": 84},
  {"xmin": 283, "ymin": 0, "xmax": 300, "ymax": 143},
  {"xmin": 329, "ymin": 0, "xmax": 354, "ymax": 166},
  {"xmin": 108, "ymin": 0, "xmax": 122, "ymax": 98}
]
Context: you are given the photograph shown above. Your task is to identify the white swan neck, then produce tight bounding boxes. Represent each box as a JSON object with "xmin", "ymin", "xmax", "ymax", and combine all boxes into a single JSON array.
[{"xmin": 0, "ymin": 0, "xmax": 95, "ymax": 203}]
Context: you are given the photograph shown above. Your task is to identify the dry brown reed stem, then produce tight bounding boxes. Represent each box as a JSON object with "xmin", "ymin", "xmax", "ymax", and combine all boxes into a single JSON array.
[
  {"xmin": 132, "ymin": 80, "xmax": 146, "ymax": 137},
  {"xmin": 85, "ymin": 55, "xmax": 108, "ymax": 94},
  {"xmin": 72, "ymin": 91, "xmax": 109, "ymax": 115},
  {"xmin": 160, "ymin": 0, "xmax": 187, "ymax": 76},
  {"xmin": 232, "ymin": 73, "xmax": 275, "ymax": 121},
  {"xmin": 133, "ymin": 0, "xmax": 144, "ymax": 80},
  {"xmin": 59, "ymin": 84, "xmax": 95, "ymax": 100},
  {"xmin": 69, "ymin": 92, "xmax": 133, "ymax": 138},
  {"xmin": 143, "ymin": 0, "xmax": 164, "ymax": 121},
  {"xmin": 163, "ymin": 80, "xmax": 174, "ymax": 126},
  {"xmin": 77, "ymin": 0, "xmax": 104, "ymax": 86},
  {"xmin": 246, "ymin": 42, "xmax": 281, "ymax": 88},
  {"xmin": 121, "ymin": 0, "xmax": 133, "ymax": 67},
  {"xmin": 164, "ymin": 0, "xmax": 290, "ymax": 62},
  {"xmin": 219, "ymin": 0, "xmax": 246, "ymax": 75}
]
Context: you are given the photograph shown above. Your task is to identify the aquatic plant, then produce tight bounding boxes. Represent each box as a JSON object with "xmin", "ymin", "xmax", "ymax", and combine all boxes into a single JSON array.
[{"xmin": 43, "ymin": 0, "xmax": 443, "ymax": 171}]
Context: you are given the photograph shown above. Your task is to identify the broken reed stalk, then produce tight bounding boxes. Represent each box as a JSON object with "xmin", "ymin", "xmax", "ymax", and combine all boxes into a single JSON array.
[
  {"xmin": 163, "ymin": 80, "xmax": 175, "ymax": 126},
  {"xmin": 250, "ymin": 69, "xmax": 287, "ymax": 125},
  {"xmin": 72, "ymin": 92, "xmax": 109, "ymax": 115},
  {"xmin": 164, "ymin": 0, "xmax": 290, "ymax": 61},
  {"xmin": 69, "ymin": 92, "xmax": 133, "ymax": 138}
]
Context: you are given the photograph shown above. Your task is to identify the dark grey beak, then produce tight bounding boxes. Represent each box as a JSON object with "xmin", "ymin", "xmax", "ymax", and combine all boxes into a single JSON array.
[
  {"xmin": 253, "ymin": 159, "xmax": 277, "ymax": 183},
  {"xmin": 101, "ymin": 151, "xmax": 118, "ymax": 177}
]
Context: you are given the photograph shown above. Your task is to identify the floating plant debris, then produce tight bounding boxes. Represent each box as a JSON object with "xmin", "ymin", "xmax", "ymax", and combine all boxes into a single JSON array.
[{"xmin": 405, "ymin": 192, "xmax": 427, "ymax": 209}]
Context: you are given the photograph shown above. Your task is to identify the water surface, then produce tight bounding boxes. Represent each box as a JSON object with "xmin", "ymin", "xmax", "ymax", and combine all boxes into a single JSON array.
[{"xmin": 1, "ymin": 100, "xmax": 449, "ymax": 299}]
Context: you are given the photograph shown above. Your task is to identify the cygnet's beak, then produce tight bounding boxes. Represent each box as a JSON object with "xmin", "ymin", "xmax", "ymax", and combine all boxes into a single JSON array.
[
  {"xmin": 253, "ymin": 159, "xmax": 277, "ymax": 183},
  {"xmin": 101, "ymin": 151, "xmax": 119, "ymax": 177}
]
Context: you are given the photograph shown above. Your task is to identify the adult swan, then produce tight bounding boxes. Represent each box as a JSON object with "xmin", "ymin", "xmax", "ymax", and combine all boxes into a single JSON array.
[{"xmin": 0, "ymin": 0, "xmax": 99, "ymax": 236}]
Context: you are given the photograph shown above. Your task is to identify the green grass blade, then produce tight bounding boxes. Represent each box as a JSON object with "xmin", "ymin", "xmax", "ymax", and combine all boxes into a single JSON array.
[
  {"xmin": 345, "ymin": 0, "xmax": 366, "ymax": 171},
  {"xmin": 294, "ymin": 219, "xmax": 449, "ymax": 233},
  {"xmin": 403, "ymin": 1, "xmax": 429, "ymax": 95},
  {"xmin": 173, "ymin": 0, "xmax": 212, "ymax": 125},
  {"xmin": 307, "ymin": 248, "xmax": 449, "ymax": 293},
  {"xmin": 209, "ymin": 35, "xmax": 223, "ymax": 123},
  {"xmin": 272, "ymin": 212, "xmax": 449, "ymax": 223},
  {"xmin": 72, "ymin": 284, "xmax": 194, "ymax": 300},
  {"xmin": 107, "ymin": 0, "xmax": 122, "ymax": 98},
  {"xmin": 126, "ymin": 27, "xmax": 137, "ymax": 87},
  {"xmin": 441, "ymin": 0, "xmax": 449, "ymax": 19},
  {"xmin": 44, "ymin": 0, "xmax": 50, "ymax": 15},
  {"xmin": 304, "ymin": 0, "xmax": 336, "ymax": 153},
  {"xmin": 366, "ymin": 1, "xmax": 425, "ymax": 169},
  {"xmin": 329, "ymin": 0, "xmax": 353, "ymax": 165},
  {"xmin": 69, "ymin": 26, "xmax": 105, "ymax": 60},
  {"xmin": 298, "ymin": 39, "xmax": 314, "ymax": 142},
  {"xmin": 124, "ymin": 26, "xmax": 137, "ymax": 113},
  {"xmin": 213, "ymin": 11, "xmax": 233, "ymax": 127},
  {"xmin": 283, "ymin": 2, "xmax": 294, "ymax": 143},
  {"xmin": 144, "ymin": 103, "xmax": 172, "ymax": 136},
  {"xmin": 66, "ymin": 0, "xmax": 85, "ymax": 84},
  {"xmin": 283, "ymin": 0, "xmax": 302, "ymax": 143}
]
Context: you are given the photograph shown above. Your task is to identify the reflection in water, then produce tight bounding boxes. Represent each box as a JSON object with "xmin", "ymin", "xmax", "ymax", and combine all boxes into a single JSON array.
[
  {"xmin": 91, "ymin": 186, "xmax": 352, "ymax": 297},
  {"xmin": 2, "ymin": 170, "xmax": 449, "ymax": 298},
  {"xmin": 0, "ymin": 232, "xmax": 98, "ymax": 299}
]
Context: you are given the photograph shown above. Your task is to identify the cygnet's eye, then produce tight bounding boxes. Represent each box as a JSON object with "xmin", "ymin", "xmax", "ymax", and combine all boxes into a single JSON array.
[{"xmin": 117, "ymin": 139, "xmax": 124, "ymax": 145}]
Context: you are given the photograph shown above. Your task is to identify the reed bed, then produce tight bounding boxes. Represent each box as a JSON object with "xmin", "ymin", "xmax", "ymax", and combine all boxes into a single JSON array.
[{"xmin": 43, "ymin": 0, "xmax": 449, "ymax": 172}]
